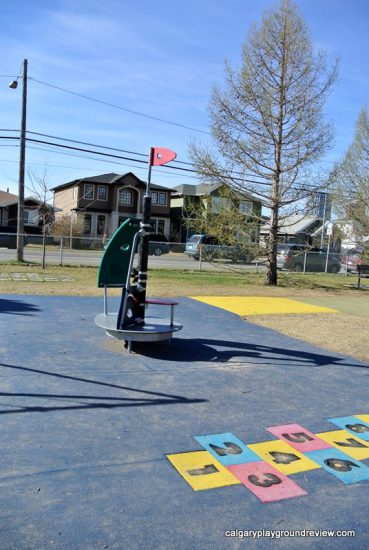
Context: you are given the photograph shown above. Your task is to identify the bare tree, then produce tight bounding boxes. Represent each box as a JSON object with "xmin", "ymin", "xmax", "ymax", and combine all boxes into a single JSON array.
[
  {"xmin": 191, "ymin": 0, "xmax": 338, "ymax": 284},
  {"xmin": 331, "ymin": 107, "xmax": 369, "ymax": 257},
  {"xmin": 27, "ymin": 169, "xmax": 54, "ymax": 269}
]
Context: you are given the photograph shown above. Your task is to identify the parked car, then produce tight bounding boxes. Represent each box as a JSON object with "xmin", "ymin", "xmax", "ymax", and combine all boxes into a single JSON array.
[
  {"xmin": 340, "ymin": 248, "xmax": 363, "ymax": 272},
  {"xmin": 277, "ymin": 243, "xmax": 341, "ymax": 273},
  {"xmin": 0, "ymin": 229, "xmax": 28, "ymax": 249},
  {"xmin": 148, "ymin": 234, "xmax": 169, "ymax": 256},
  {"xmin": 104, "ymin": 233, "xmax": 169, "ymax": 256},
  {"xmin": 185, "ymin": 234, "xmax": 253, "ymax": 263}
]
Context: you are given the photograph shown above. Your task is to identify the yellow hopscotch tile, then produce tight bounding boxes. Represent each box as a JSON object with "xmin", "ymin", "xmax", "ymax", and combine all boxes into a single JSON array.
[
  {"xmin": 190, "ymin": 296, "xmax": 338, "ymax": 316},
  {"xmin": 248, "ymin": 440, "xmax": 320, "ymax": 475},
  {"xmin": 317, "ymin": 430, "xmax": 369, "ymax": 460},
  {"xmin": 356, "ymin": 415, "xmax": 369, "ymax": 424},
  {"xmin": 166, "ymin": 450, "xmax": 240, "ymax": 491}
]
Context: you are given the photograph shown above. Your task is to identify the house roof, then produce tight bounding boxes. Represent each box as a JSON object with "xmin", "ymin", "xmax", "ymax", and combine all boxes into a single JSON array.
[
  {"xmin": 0, "ymin": 191, "xmax": 57, "ymax": 211},
  {"xmin": 173, "ymin": 182, "xmax": 256, "ymax": 201},
  {"xmin": 261, "ymin": 214, "xmax": 322, "ymax": 235},
  {"xmin": 51, "ymin": 172, "xmax": 172, "ymax": 192},
  {"xmin": 173, "ymin": 183, "xmax": 221, "ymax": 196},
  {"xmin": 0, "ymin": 190, "xmax": 18, "ymax": 206}
]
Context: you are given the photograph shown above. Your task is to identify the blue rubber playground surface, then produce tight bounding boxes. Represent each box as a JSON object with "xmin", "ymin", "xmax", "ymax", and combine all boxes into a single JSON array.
[{"xmin": 1, "ymin": 294, "xmax": 369, "ymax": 549}]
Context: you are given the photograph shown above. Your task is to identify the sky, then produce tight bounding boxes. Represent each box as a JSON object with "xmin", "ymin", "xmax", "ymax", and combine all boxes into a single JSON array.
[{"xmin": 0, "ymin": 0, "xmax": 369, "ymax": 196}]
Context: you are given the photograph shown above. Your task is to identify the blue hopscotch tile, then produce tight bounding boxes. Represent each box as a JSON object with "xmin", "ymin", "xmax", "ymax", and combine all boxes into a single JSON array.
[
  {"xmin": 328, "ymin": 416, "xmax": 369, "ymax": 441},
  {"xmin": 306, "ymin": 448, "xmax": 369, "ymax": 484},
  {"xmin": 194, "ymin": 432, "xmax": 259, "ymax": 466}
]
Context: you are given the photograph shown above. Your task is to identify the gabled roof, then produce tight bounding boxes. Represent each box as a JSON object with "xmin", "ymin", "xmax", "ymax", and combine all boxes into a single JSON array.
[
  {"xmin": 0, "ymin": 190, "xmax": 18, "ymax": 206},
  {"xmin": 51, "ymin": 172, "xmax": 172, "ymax": 192},
  {"xmin": 0, "ymin": 191, "xmax": 57, "ymax": 211},
  {"xmin": 173, "ymin": 183, "xmax": 221, "ymax": 196},
  {"xmin": 261, "ymin": 214, "xmax": 322, "ymax": 235},
  {"xmin": 173, "ymin": 182, "xmax": 257, "ymax": 202}
]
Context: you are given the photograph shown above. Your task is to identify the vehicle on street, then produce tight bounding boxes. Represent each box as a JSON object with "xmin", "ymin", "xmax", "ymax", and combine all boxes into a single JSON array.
[
  {"xmin": 340, "ymin": 248, "xmax": 363, "ymax": 272},
  {"xmin": 104, "ymin": 233, "xmax": 170, "ymax": 256},
  {"xmin": 185, "ymin": 234, "xmax": 253, "ymax": 263},
  {"xmin": 277, "ymin": 243, "xmax": 341, "ymax": 273},
  {"xmin": 148, "ymin": 234, "xmax": 170, "ymax": 256}
]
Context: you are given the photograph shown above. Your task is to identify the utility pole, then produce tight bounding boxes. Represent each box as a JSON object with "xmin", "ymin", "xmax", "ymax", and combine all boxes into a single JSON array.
[{"xmin": 10, "ymin": 59, "xmax": 28, "ymax": 262}]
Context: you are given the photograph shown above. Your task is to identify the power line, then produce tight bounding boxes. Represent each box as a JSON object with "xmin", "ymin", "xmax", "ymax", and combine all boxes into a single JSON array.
[
  {"xmin": 0, "ymin": 132, "xmax": 328, "ymax": 193},
  {"xmin": 29, "ymin": 78, "xmax": 210, "ymax": 136},
  {"xmin": 4, "ymin": 133, "xmax": 272, "ymax": 184},
  {"xmin": 25, "ymin": 130, "xmax": 194, "ymax": 166},
  {"xmin": 1, "ymin": 128, "xmax": 331, "ymax": 186}
]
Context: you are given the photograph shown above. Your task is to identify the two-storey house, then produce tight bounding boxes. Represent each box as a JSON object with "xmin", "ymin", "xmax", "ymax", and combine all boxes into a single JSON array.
[
  {"xmin": 51, "ymin": 172, "xmax": 173, "ymax": 238},
  {"xmin": 170, "ymin": 182, "xmax": 262, "ymax": 243}
]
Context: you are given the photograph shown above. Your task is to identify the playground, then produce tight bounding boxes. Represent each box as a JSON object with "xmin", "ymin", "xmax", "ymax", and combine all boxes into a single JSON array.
[
  {"xmin": 2, "ymin": 150, "xmax": 369, "ymax": 548},
  {"xmin": 1, "ymin": 291, "xmax": 369, "ymax": 549}
]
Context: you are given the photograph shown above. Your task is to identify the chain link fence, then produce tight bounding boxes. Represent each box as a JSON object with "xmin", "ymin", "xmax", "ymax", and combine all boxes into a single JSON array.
[{"xmin": 0, "ymin": 232, "xmax": 355, "ymax": 275}]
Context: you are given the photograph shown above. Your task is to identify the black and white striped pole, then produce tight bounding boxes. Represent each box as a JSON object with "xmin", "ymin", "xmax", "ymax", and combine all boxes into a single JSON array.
[{"xmin": 119, "ymin": 147, "xmax": 176, "ymax": 329}]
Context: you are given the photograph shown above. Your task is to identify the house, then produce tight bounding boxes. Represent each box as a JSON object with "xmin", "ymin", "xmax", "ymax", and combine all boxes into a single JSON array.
[
  {"xmin": 336, "ymin": 221, "xmax": 369, "ymax": 251},
  {"xmin": 170, "ymin": 182, "xmax": 262, "ymax": 242},
  {"xmin": 0, "ymin": 189, "xmax": 55, "ymax": 234},
  {"xmin": 259, "ymin": 214, "xmax": 324, "ymax": 246},
  {"xmin": 51, "ymin": 172, "xmax": 173, "ymax": 238}
]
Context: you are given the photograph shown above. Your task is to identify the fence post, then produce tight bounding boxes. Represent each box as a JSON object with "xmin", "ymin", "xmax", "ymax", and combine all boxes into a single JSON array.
[
  {"xmin": 325, "ymin": 234, "xmax": 331, "ymax": 273},
  {"xmin": 59, "ymin": 236, "xmax": 64, "ymax": 266},
  {"xmin": 303, "ymin": 252, "xmax": 307, "ymax": 273},
  {"xmin": 199, "ymin": 245, "xmax": 202, "ymax": 271}
]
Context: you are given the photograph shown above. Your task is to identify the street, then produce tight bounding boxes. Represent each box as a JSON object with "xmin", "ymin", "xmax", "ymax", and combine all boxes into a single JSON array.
[{"xmin": 0, "ymin": 246, "xmax": 265, "ymax": 271}]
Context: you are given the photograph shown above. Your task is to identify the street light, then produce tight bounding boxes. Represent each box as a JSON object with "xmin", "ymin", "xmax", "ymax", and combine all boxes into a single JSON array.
[{"xmin": 9, "ymin": 58, "xmax": 28, "ymax": 262}]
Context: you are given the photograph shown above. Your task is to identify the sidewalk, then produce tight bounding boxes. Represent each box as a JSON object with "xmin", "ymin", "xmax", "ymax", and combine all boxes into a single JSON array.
[{"xmin": 0, "ymin": 294, "xmax": 368, "ymax": 549}]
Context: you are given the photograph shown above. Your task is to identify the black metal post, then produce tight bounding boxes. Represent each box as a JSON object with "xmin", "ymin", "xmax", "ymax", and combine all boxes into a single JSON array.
[
  {"xmin": 16, "ymin": 59, "xmax": 27, "ymax": 262},
  {"xmin": 119, "ymin": 148, "xmax": 153, "ymax": 328}
]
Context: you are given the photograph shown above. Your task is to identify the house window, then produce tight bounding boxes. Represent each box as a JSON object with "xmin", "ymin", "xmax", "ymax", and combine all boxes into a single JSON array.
[
  {"xmin": 84, "ymin": 184, "xmax": 94, "ymax": 199},
  {"xmin": 158, "ymin": 193, "xmax": 167, "ymax": 206},
  {"xmin": 97, "ymin": 215, "xmax": 106, "ymax": 235},
  {"xmin": 83, "ymin": 214, "xmax": 92, "ymax": 235},
  {"xmin": 23, "ymin": 208, "xmax": 39, "ymax": 226},
  {"xmin": 239, "ymin": 201, "xmax": 253, "ymax": 215},
  {"xmin": 118, "ymin": 188, "xmax": 133, "ymax": 206},
  {"xmin": 98, "ymin": 186, "xmax": 108, "ymax": 201},
  {"xmin": 211, "ymin": 196, "xmax": 232, "ymax": 213},
  {"xmin": 151, "ymin": 219, "xmax": 166, "ymax": 234},
  {"xmin": 152, "ymin": 192, "xmax": 167, "ymax": 206}
]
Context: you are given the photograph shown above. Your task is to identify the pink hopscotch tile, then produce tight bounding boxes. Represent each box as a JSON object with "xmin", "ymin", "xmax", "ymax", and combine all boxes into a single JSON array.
[
  {"xmin": 266, "ymin": 423, "xmax": 331, "ymax": 453},
  {"xmin": 227, "ymin": 461, "xmax": 307, "ymax": 503}
]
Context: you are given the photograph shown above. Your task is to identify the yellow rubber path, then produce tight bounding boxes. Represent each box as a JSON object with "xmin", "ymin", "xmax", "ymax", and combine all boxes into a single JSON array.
[{"xmin": 190, "ymin": 296, "xmax": 338, "ymax": 316}]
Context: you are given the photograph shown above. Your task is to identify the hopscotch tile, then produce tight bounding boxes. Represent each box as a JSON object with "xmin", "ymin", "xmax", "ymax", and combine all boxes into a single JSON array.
[
  {"xmin": 194, "ymin": 433, "xmax": 259, "ymax": 466},
  {"xmin": 316, "ymin": 430, "xmax": 369, "ymax": 460},
  {"xmin": 227, "ymin": 461, "xmax": 307, "ymax": 503},
  {"xmin": 328, "ymin": 416, "xmax": 369, "ymax": 441},
  {"xmin": 248, "ymin": 440, "xmax": 320, "ymax": 475},
  {"xmin": 166, "ymin": 450, "xmax": 240, "ymax": 491},
  {"xmin": 356, "ymin": 414, "xmax": 369, "ymax": 424},
  {"xmin": 267, "ymin": 423, "xmax": 331, "ymax": 452},
  {"xmin": 305, "ymin": 448, "xmax": 369, "ymax": 484}
]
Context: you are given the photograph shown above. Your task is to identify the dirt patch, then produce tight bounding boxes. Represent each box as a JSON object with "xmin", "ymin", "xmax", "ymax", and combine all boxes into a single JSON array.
[{"xmin": 247, "ymin": 313, "xmax": 369, "ymax": 364}]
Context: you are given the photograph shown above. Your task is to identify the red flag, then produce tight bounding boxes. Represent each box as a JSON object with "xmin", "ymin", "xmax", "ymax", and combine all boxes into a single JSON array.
[{"xmin": 150, "ymin": 147, "xmax": 177, "ymax": 166}]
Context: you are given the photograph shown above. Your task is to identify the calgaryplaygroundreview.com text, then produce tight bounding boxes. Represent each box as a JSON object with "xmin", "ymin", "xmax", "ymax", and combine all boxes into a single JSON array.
[{"xmin": 224, "ymin": 529, "xmax": 356, "ymax": 539}]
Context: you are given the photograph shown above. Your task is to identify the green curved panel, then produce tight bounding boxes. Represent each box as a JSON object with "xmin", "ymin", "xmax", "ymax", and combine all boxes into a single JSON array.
[{"xmin": 97, "ymin": 218, "xmax": 140, "ymax": 287}]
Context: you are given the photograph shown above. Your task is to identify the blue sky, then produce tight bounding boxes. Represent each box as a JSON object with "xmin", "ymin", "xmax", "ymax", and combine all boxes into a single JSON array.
[{"xmin": 1, "ymin": 0, "xmax": 368, "ymax": 194}]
